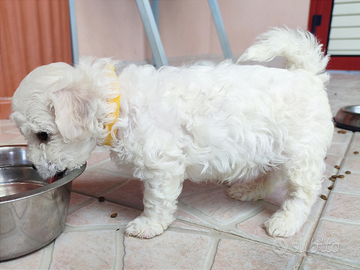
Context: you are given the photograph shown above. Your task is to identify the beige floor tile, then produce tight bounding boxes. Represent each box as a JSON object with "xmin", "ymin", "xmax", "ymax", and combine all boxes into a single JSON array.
[
  {"xmin": 334, "ymin": 172, "xmax": 360, "ymax": 194},
  {"xmin": 237, "ymin": 208, "xmax": 315, "ymax": 253},
  {"xmin": 341, "ymin": 157, "xmax": 360, "ymax": 174},
  {"xmin": 104, "ymin": 179, "xmax": 144, "ymax": 210},
  {"xmin": 124, "ymin": 231, "xmax": 212, "ymax": 269},
  {"xmin": 301, "ymin": 255, "xmax": 358, "ymax": 270},
  {"xmin": 179, "ymin": 188, "xmax": 262, "ymax": 224},
  {"xmin": 174, "ymin": 207, "xmax": 216, "ymax": 229},
  {"xmin": 71, "ymin": 169, "xmax": 126, "ymax": 196},
  {"xmin": 352, "ymin": 133, "xmax": 360, "ymax": 146},
  {"xmin": 94, "ymin": 159, "xmax": 122, "ymax": 172},
  {"xmin": 309, "ymin": 220, "xmax": 360, "ymax": 265},
  {"xmin": 331, "ymin": 130, "xmax": 353, "ymax": 144},
  {"xmin": 0, "ymin": 249, "xmax": 44, "ymax": 270},
  {"xmin": 69, "ymin": 192, "xmax": 92, "ymax": 208},
  {"xmin": 212, "ymin": 238, "xmax": 300, "ymax": 269},
  {"xmin": 323, "ymin": 193, "xmax": 360, "ymax": 223},
  {"xmin": 50, "ymin": 230, "xmax": 117, "ymax": 270},
  {"xmin": 66, "ymin": 200, "xmax": 140, "ymax": 227},
  {"xmin": 86, "ymin": 152, "xmax": 110, "ymax": 167},
  {"xmin": 180, "ymin": 179, "xmax": 223, "ymax": 196}
]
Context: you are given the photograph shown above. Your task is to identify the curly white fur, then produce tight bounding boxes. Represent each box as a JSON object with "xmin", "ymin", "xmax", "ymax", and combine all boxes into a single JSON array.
[{"xmin": 11, "ymin": 28, "xmax": 333, "ymax": 238}]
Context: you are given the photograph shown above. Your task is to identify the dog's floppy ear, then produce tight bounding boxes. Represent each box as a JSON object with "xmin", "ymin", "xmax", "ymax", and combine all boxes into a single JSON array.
[{"xmin": 51, "ymin": 87, "xmax": 98, "ymax": 142}]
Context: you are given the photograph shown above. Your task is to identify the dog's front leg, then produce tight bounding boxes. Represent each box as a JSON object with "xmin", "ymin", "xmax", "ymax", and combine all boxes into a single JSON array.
[{"xmin": 125, "ymin": 175, "xmax": 183, "ymax": 239}]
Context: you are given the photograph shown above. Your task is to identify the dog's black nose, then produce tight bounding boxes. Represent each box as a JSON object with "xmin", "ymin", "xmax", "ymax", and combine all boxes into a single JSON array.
[{"xmin": 31, "ymin": 164, "xmax": 37, "ymax": 171}]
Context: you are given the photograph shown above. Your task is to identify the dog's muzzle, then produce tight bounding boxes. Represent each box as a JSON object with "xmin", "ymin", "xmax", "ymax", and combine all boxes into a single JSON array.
[
  {"xmin": 32, "ymin": 164, "xmax": 67, "ymax": 183},
  {"xmin": 47, "ymin": 170, "xmax": 67, "ymax": 183}
]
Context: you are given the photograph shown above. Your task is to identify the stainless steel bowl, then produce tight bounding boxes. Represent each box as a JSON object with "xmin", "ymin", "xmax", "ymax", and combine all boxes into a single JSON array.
[
  {"xmin": 334, "ymin": 105, "xmax": 360, "ymax": 132},
  {"xmin": 0, "ymin": 145, "xmax": 86, "ymax": 261}
]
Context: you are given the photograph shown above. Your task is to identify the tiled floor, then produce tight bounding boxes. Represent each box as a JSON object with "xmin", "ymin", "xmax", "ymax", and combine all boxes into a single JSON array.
[{"xmin": 1, "ymin": 72, "xmax": 360, "ymax": 269}]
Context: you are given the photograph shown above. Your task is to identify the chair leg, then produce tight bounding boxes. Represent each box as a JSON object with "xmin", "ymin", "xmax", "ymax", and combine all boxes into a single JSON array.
[
  {"xmin": 136, "ymin": 0, "xmax": 168, "ymax": 68},
  {"xmin": 208, "ymin": 0, "xmax": 233, "ymax": 60}
]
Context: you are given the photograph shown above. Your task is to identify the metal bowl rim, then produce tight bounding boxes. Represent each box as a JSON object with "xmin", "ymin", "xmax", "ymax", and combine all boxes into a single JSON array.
[
  {"xmin": 0, "ymin": 145, "xmax": 29, "ymax": 167},
  {"xmin": 340, "ymin": 105, "xmax": 360, "ymax": 115},
  {"xmin": 0, "ymin": 145, "xmax": 86, "ymax": 203}
]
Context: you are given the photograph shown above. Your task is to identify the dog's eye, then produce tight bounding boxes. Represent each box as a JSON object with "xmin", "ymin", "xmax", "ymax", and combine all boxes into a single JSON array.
[{"xmin": 36, "ymin": 132, "xmax": 49, "ymax": 143}]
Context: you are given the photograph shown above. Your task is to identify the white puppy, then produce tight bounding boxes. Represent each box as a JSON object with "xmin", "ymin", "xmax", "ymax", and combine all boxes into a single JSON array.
[{"xmin": 11, "ymin": 28, "xmax": 333, "ymax": 239}]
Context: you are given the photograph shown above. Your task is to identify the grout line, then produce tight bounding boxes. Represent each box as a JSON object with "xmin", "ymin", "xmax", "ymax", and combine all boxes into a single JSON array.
[
  {"xmin": 85, "ymin": 158, "xmax": 111, "ymax": 170},
  {"xmin": 121, "ymin": 229, "xmax": 128, "ymax": 270},
  {"xmin": 297, "ymin": 255, "xmax": 307, "ymax": 269},
  {"xmin": 320, "ymin": 217, "xmax": 360, "ymax": 227},
  {"xmin": 167, "ymin": 225, "xmax": 283, "ymax": 253},
  {"xmin": 59, "ymin": 220, "xmax": 303, "ymax": 268},
  {"xmin": 71, "ymin": 178, "xmax": 130, "ymax": 198},
  {"xmin": 229, "ymin": 201, "xmax": 270, "ymax": 225},
  {"xmin": 176, "ymin": 201, "xmax": 223, "ymax": 228},
  {"xmin": 338, "ymin": 132, "xmax": 356, "ymax": 167},
  {"xmin": 331, "ymin": 190, "xmax": 360, "ymax": 197},
  {"xmin": 114, "ymin": 227, "xmax": 125, "ymax": 270},
  {"xmin": 177, "ymin": 196, "xmax": 321, "ymax": 255},
  {"xmin": 172, "ymin": 220, "xmax": 248, "ymax": 241},
  {"xmin": 95, "ymin": 179, "xmax": 131, "ymax": 196},
  {"xmin": 304, "ymin": 253, "xmax": 360, "ymax": 269},
  {"xmin": 203, "ymin": 237, "xmax": 220, "ymax": 270},
  {"xmin": 257, "ymin": 198, "xmax": 282, "ymax": 211},
  {"xmin": 38, "ymin": 241, "xmax": 55, "ymax": 270},
  {"xmin": 292, "ymin": 254, "xmax": 304, "ymax": 269},
  {"xmin": 69, "ymin": 189, "xmax": 144, "ymax": 213},
  {"xmin": 68, "ymin": 196, "xmax": 96, "ymax": 214},
  {"xmin": 177, "ymin": 198, "xmax": 265, "ymax": 230},
  {"xmin": 94, "ymin": 168, "xmax": 134, "ymax": 179},
  {"xmin": 174, "ymin": 217, "xmax": 225, "ymax": 235},
  {"xmin": 175, "ymin": 215, "xmax": 217, "ymax": 231},
  {"xmin": 63, "ymin": 224, "xmax": 126, "ymax": 233},
  {"xmin": 308, "ymin": 252, "xmax": 360, "ymax": 269},
  {"xmin": 168, "ymin": 221, "xmax": 308, "ymax": 260}
]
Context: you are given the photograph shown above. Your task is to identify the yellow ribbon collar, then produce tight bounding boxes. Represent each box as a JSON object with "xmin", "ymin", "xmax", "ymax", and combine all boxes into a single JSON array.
[{"xmin": 104, "ymin": 64, "xmax": 121, "ymax": 146}]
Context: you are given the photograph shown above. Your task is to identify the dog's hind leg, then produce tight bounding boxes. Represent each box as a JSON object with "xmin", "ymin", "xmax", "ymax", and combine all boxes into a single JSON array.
[
  {"xmin": 264, "ymin": 156, "xmax": 324, "ymax": 237},
  {"xmin": 125, "ymin": 174, "xmax": 183, "ymax": 239},
  {"xmin": 227, "ymin": 170, "xmax": 282, "ymax": 202}
]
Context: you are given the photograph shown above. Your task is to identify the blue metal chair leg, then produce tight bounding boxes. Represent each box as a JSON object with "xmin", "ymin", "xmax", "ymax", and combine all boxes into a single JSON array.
[
  {"xmin": 136, "ymin": 0, "xmax": 168, "ymax": 68},
  {"xmin": 69, "ymin": 0, "xmax": 231, "ymax": 67},
  {"xmin": 68, "ymin": 0, "xmax": 79, "ymax": 65},
  {"xmin": 208, "ymin": 0, "xmax": 232, "ymax": 60}
]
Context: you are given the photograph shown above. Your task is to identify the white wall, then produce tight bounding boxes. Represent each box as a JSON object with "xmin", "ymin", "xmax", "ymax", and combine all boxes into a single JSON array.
[{"xmin": 75, "ymin": 0, "xmax": 311, "ymax": 64}]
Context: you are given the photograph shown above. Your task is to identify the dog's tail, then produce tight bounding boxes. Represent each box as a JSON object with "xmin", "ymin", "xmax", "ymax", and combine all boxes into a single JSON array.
[{"xmin": 238, "ymin": 27, "xmax": 330, "ymax": 84}]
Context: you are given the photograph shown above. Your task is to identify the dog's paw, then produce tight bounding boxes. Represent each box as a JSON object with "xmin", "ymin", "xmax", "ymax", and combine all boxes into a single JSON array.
[
  {"xmin": 125, "ymin": 216, "xmax": 165, "ymax": 239},
  {"xmin": 264, "ymin": 212, "xmax": 301, "ymax": 237},
  {"xmin": 227, "ymin": 183, "xmax": 265, "ymax": 201}
]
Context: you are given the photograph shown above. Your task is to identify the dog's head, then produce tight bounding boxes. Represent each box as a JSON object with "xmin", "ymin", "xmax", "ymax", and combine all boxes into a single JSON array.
[{"xmin": 11, "ymin": 59, "xmax": 107, "ymax": 180}]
